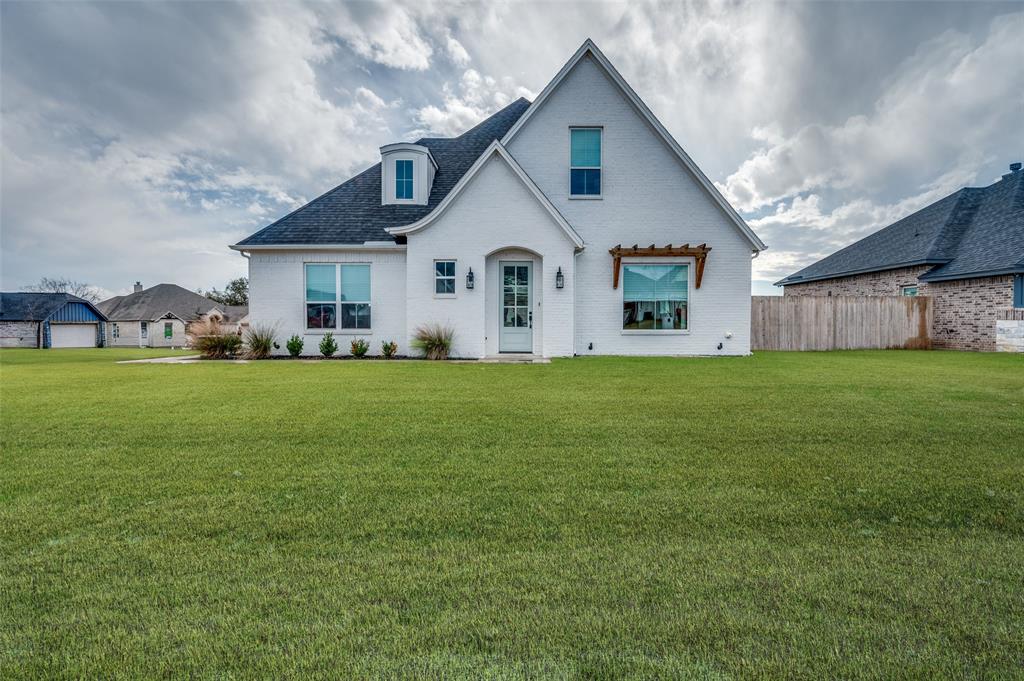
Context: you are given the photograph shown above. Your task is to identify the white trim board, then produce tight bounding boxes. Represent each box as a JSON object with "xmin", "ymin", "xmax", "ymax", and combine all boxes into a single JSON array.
[{"xmin": 501, "ymin": 38, "xmax": 767, "ymax": 253}]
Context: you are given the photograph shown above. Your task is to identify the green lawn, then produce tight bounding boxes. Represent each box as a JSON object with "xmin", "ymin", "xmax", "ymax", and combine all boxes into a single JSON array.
[{"xmin": 1, "ymin": 348, "xmax": 1022, "ymax": 678}]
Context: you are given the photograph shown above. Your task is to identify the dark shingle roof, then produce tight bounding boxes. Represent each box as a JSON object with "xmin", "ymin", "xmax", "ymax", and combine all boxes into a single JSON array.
[
  {"xmin": 0, "ymin": 292, "xmax": 105, "ymax": 321},
  {"xmin": 98, "ymin": 284, "xmax": 220, "ymax": 322},
  {"xmin": 777, "ymin": 169, "xmax": 1024, "ymax": 286},
  {"xmin": 235, "ymin": 98, "xmax": 531, "ymax": 246}
]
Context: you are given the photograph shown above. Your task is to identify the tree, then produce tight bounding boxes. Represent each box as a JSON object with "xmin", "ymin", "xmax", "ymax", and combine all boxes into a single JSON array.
[
  {"xmin": 199, "ymin": 277, "xmax": 248, "ymax": 306},
  {"xmin": 22, "ymin": 276, "xmax": 101, "ymax": 303}
]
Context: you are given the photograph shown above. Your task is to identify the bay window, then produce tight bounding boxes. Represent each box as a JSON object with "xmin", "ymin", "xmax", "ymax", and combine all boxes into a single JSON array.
[
  {"xmin": 305, "ymin": 263, "xmax": 371, "ymax": 330},
  {"xmin": 622, "ymin": 264, "xmax": 688, "ymax": 331}
]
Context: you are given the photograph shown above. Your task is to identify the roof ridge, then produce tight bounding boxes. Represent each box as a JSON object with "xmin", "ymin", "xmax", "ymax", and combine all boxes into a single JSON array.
[{"xmin": 923, "ymin": 188, "xmax": 981, "ymax": 260}]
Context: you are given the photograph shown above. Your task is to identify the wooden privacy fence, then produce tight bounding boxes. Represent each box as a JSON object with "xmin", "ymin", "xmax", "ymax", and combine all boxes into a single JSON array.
[{"xmin": 751, "ymin": 296, "xmax": 932, "ymax": 351}]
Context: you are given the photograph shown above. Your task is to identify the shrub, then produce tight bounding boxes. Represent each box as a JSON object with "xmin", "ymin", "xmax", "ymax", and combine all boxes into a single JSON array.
[
  {"xmin": 286, "ymin": 335, "xmax": 304, "ymax": 357},
  {"xmin": 381, "ymin": 340, "xmax": 398, "ymax": 359},
  {"xmin": 190, "ymin": 317, "xmax": 243, "ymax": 358},
  {"xmin": 319, "ymin": 332, "xmax": 338, "ymax": 357},
  {"xmin": 411, "ymin": 323, "xmax": 455, "ymax": 360},
  {"xmin": 194, "ymin": 333, "xmax": 243, "ymax": 359},
  {"xmin": 244, "ymin": 324, "xmax": 277, "ymax": 359},
  {"xmin": 350, "ymin": 338, "xmax": 369, "ymax": 358}
]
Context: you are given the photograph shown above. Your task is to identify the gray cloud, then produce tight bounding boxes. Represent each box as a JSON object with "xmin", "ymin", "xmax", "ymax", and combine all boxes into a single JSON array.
[{"xmin": 1, "ymin": 1, "xmax": 1019, "ymax": 298}]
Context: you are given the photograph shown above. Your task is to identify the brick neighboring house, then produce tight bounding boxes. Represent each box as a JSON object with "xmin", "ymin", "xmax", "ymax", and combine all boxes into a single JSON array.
[{"xmin": 777, "ymin": 164, "xmax": 1024, "ymax": 351}]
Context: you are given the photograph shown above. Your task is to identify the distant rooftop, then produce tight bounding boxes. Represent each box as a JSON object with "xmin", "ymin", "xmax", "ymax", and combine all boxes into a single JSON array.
[{"xmin": 777, "ymin": 165, "xmax": 1024, "ymax": 286}]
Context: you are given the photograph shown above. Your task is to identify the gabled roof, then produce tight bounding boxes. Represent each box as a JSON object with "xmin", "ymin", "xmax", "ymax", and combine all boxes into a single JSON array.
[
  {"xmin": 97, "ymin": 284, "xmax": 220, "ymax": 322},
  {"xmin": 777, "ymin": 168, "xmax": 1024, "ymax": 286},
  {"xmin": 0, "ymin": 292, "xmax": 107, "ymax": 322},
  {"xmin": 233, "ymin": 98, "xmax": 531, "ymax": 247},
  {"xmin": 388, "ymin": 141, "xmax": 584, "ymax": 248},
  {"xmin": 501, "ymin": 38, "xmax": 767, "ymax": 252}
]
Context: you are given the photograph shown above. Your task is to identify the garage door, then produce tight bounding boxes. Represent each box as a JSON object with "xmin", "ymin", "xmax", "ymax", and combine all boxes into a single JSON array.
[{"xmin": 50, "ymin": 324, "xmax": 97, "ymax": 348}]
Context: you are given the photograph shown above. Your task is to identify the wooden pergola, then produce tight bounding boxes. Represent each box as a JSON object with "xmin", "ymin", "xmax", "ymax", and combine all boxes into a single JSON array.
[{"xmin": 609, "ymin": 243, "xmax": 711, "ymax": 289}]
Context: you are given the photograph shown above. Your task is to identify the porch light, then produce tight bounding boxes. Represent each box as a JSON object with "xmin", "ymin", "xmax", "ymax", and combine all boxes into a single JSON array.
[
  {"xmin": 555, "ymin": 267, "xmax": 565, "ymax": 289},
  {"xmin": 466, "ymin": 267, "xmax": 475, "ymax": 289}
]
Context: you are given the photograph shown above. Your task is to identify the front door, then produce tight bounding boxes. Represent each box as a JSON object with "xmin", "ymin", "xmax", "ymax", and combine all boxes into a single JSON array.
[{"xmin": 499, "ymin": 261, "xmax": 533, "ymax": 353}]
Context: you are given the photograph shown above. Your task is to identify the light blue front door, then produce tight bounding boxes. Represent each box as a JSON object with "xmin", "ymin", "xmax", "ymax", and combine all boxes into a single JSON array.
[{"xmin": 499, "ymin": 261, "xmax": 532, "ymax": 352}]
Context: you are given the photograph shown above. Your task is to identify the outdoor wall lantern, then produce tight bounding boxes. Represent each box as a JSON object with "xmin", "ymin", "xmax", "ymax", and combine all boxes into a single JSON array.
[
  {"xmin": 466, "ymin": 267, "xmax": 475, "ymax": 289},
  {"xmin": 555, "ymin": 267, "xmax": 565, "ymax": 289}
]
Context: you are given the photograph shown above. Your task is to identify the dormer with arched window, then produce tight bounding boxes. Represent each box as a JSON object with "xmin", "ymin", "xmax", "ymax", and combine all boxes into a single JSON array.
[{"xmin": 380, "ymin": 143, "xmax": 437, "ymax": 206}]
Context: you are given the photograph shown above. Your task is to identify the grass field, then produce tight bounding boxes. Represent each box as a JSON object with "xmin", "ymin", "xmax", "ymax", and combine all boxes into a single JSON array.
[{"xmin": 1, "ymin": 348, "xmax": 1022, "ymax": 678}]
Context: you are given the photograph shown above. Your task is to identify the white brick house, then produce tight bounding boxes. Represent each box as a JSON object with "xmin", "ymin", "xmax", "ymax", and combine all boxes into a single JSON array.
[{"xmin": 233, "ymin": 40, "xmax": 766, "ymax": 358}]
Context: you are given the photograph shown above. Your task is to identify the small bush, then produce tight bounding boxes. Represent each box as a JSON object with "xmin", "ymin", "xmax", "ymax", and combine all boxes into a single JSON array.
[
  {"xmin": 350, "ymin": 338, "xmax": 369, "ymax": 358},
  {"xmin": 244, "ymin": 324, "xmax": 277, "ymax": 359},
  {"xmin": 411, "ymin": 323, "xmax": 455, "ymax": 360},
  {"xmin": 319, "ymin": 332, "xmax": 338, "ymax": 357},
  {"xmin": 286, "ymin": 335, "xmax": 304, "ymax": 357},
  {"xmin": 190, "ymin": 317, "xmax": 243, "ymax": 358},
  {"xmin": 195, "ymin": 333, "xmax": 243, "ymax": 359},
  {"xmin": 381, "ymin": 340, "xmax": 398, "ymax": 359}
]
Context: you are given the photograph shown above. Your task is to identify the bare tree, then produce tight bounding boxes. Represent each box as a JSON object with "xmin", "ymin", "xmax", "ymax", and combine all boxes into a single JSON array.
[{"xmin": 22, "ymin": 276, "xmax": 102, "ymax": 303}]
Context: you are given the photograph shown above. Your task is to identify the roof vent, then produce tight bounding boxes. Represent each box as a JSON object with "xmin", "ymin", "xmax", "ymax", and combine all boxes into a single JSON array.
[
  {"xmin": 133, "ymin": 281, "xmax": 143, "ymax": 293},
  {"xmin": 1010, "ymin": 162, "xmax": 1022, "ymax": 173}
]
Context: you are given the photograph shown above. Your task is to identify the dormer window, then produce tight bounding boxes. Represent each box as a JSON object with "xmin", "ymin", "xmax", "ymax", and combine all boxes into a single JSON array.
[
  {"xmin": 380, "ymin": 143, "xmax": 437, "ymax": 206},
  {"xmin": 570, "ymin": 127, "xmax": 602, "ymax": 197},
  {"xmin": 396, "ymin": 159, "xmax": 414, "ymax": 200}
]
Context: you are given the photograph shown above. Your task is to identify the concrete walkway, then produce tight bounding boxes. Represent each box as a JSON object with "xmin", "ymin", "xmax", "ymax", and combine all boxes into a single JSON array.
[{"xmin": 117, "ymin": 355, "xmax": 209, "ymax": 364}]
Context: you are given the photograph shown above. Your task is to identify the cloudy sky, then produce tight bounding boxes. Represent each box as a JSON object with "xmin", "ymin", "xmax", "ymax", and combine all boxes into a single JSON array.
[{"xmin": 2, "ymin": 1, "xmax": 1021, "ymax": 298}]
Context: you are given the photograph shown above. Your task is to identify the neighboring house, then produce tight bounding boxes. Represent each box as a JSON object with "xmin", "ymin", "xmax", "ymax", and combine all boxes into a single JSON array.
[
  {"xmin": 232, "ymin": 40, "xmax": 766, "ymax": 358},
  {"xmin": 209, "ymin": 305, "xmax": 250, "ymax": 334},
  {"xmin": 97, "ymin": 282, "xmax": 248, "ymax": 347},
  {"xmin": 0, "ymin": 292, "xmax": 108, "ymax": 348},
  {"xmin": 777, "ymin": 164, "xmax": 1024, "ymax": 351}
]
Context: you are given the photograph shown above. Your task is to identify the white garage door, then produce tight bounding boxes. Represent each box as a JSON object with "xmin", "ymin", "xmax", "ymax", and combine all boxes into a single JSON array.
[{"xmin": 50, "ymin": 324, "xmax": 97, "ymax": 348}]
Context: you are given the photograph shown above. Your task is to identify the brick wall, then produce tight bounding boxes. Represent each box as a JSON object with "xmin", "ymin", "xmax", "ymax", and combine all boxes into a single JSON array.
[
  {"xmin": 927, "ymin": 275, "xmax": 1014, "ymax": 351},
  {"xmin": 783, "ymin": 266, "xmax": 932, "ymax": 297},
  {"xmin": 0, "ymin": 321, "xmax": 40, "ymax": 348},
  {"xmin": 784, "ymin": 269, "xmax": 1014, "ymax": 351}
]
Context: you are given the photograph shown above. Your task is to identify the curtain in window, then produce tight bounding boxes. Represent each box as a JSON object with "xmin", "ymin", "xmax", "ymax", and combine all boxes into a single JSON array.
[
  {"xmin": 305, "ymin": 264, "xmax": 336, "ymax": 301},
  {"xmin": 623, "ymin": 265, "xmax": 687, "ymax": 301},
  {"xmin": 341, "ymin": 264, "xmax": 371, "ymax": 301},
  {"xmin": 571, "ymin": 129, "xmax": 601, "ymax": 167}
]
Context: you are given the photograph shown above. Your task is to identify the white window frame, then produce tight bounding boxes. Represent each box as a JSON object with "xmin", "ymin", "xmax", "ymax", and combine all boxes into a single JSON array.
[
  {"xmin": 164, "ymin": 321, "xmax": 174, "ymax": 339},
  {"xmin": 394, "ymin": 159, "xmax": 415, "ymax": 203},
  {"xmin": 569, "ymin": 126, "xmax": 603, "ymax": 199},
  {"xmin": 901, "ymin": 285, "xmax": 918, "ymax": 297},
  {"xmin": 619, "ymin": 257, "xmax": 693, "ymax": 335},
  {"xmin": 111, "ymin": 323, "xmax": 119, "ymax": 340},
  {"xmin": 303, "ymin": 263, "xmax": 372, "ymax": 334},
  {"xmin": 434, "ymin": 259, "xmax": 457, "ymax": 298},
  {"xmin": 140, "ymin": 321, "xmax": 148, "ymax": 339}
]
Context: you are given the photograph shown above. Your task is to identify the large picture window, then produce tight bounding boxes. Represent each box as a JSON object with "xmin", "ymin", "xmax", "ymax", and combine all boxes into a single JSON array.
[
  {"xmin": 622, "ymin": 264, "xmax": 688, "ymax": 331},
  {"xmin": 305, "ymin": 263, "xmax": 371, "ymax": 330},
  {"xmin": 570, "ymin": 128, "xmax": 601, "ymax": 196}
]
